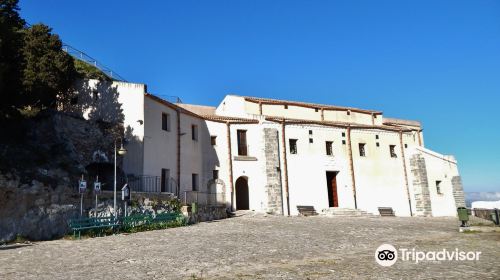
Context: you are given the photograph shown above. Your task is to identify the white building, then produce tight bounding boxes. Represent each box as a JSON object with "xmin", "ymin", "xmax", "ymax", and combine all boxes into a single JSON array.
[{"xmin": 74, "ymin": 79, "xmax": 465, "ymax": 217}]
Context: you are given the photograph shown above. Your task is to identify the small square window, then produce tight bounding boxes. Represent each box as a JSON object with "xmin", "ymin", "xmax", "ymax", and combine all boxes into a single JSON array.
[
  {"xmin": 309, "ymin": 138, "xmax": 313, "ymax": 143},
  {"xmin": 389, "ymin": 145, "xmax": 397, "ymax": 158},
  {"xmin": 342, "ymin": 140, "xmax": 346, "ymax": 145},
  {"xmin": 211, "ymin": 136, "xmax": 217, "ymax": 146},
  {"xmin": 375, "ymin": 135, "xmax": 379, "ymax": 140},
  {"xmin": 436, "ymin": 180, "xmax": 442, "ymax": 194},
  {"xmin": 405, "ymin": 144, "xmax": 408, "ymax": 148},
  {"xmin": 284, "ymin": 105, "xmax": 288, "ymax": 109},
  {"xmin": 289, "ymin": 139, "xmax": 297, "ymax": 154},
  {"xmin": 359, "ymin": 143, "xmax": 366, "ymax": 157},
  {"xmin": 376, "ymin": 142, "xmax": 380, "ymax": 147},
  {"xmin": 342, "ymin": 132, "xmax": 346, "ymax": 137},
  {"xmin": 309, "ymin": 130, "xmax": 313, "ymax": 135},
  {"xmin": 315, "ymin": 108, "xmax": 319, "ymax": 112},
  {"xmin": 347, "ymin": 110, "xmax": 351, "ymax": 115}
]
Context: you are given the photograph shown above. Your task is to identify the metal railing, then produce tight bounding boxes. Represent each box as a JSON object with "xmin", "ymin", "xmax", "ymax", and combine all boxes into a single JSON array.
[
  {"xmin": 62, "ymin": 44, "xmax": 127, "ymax": 82},
  {"xmin": 183, "ymin": 191, "xmax": 226, "ymax": 206},
  {"xmin": 128, "ymin": 175, "xmax": 178, "ymax": 196}
]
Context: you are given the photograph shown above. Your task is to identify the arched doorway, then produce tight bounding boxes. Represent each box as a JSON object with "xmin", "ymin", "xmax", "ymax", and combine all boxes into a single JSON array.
[{"xmin": 235, "ymin": 177, "xmax": 249, "ymax": 210}]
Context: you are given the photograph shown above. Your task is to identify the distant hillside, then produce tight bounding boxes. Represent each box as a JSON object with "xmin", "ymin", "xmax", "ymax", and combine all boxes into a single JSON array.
[{"xmin": 465, "ymin": 192, "xmax": 500, "ymax": 207}]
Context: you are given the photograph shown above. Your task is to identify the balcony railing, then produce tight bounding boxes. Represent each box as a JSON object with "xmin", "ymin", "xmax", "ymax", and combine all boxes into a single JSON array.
[{"xmin": 127, "ymin": 175, "xmax": 178, "ymax": 196}]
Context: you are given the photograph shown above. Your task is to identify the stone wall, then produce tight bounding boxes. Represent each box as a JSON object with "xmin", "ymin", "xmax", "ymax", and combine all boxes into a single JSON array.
[
  {"xmin": 451, "ymin": 176, "xmax": 466, "ymax": 208},
  {"xmin": 409, "ymin": 154, "xmax": 433, "ymax": 216},
  {"xmin": 263, "ymin": 128, "xmax": 283, "ymax": 215},
  {"xmin": 181, "ymin": 204, "xmax": 228, "ymax": 223}
]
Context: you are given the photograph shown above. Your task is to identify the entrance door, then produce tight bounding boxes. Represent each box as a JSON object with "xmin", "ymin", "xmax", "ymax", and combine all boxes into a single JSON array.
[
  {"xmin": 326, "ymin": 171, "xmax": 339, "ymax": 207},
  {"xmin": 235, "ymin": 177, "xmax": 249, "ymax": 210}
]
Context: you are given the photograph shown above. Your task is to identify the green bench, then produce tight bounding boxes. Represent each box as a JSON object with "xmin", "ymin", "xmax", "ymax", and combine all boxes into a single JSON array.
[{"xmin": 68, "ymin": 216, "xmax": 119, "ymax": 238}]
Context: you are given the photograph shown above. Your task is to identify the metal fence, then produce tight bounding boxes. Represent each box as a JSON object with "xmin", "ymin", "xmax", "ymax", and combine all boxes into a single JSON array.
[
  {"xmin": 127, "ymin": 176, "xmax": 178, "ymax": 196},
  {"xmin": 183, "ymin": 191, "xmax": 226, "ymax": 206}
]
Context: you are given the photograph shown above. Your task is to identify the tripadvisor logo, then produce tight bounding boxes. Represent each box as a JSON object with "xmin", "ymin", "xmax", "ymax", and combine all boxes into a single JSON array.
[{"xmin": 375, "ymin": 244, "xmax": 482, "ymax": 267}]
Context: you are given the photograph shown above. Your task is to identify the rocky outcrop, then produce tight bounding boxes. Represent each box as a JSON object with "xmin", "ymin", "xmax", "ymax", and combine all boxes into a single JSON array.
[{"xmin": 0, "ymin": 111, "xmax": 123, "ymax": 242}]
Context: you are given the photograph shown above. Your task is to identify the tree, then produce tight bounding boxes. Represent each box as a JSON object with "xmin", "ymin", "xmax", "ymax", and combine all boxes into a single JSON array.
[
  {"xmin": 0, "ymin": 0, "xmax": 25, "ymax": 115},
  {"xmin": 21, "ymin": 24, "xmax": 77, "ymax": 109}
]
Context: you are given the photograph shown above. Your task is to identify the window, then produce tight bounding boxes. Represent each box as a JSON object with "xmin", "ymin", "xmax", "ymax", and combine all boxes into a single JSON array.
[
  {"xmin": 192, "ymin": 173, "xmax": 199, "ymax": 191},
  {"xmin": 309, "ymin": 130, "xmax": 313, "ymax": 135},
  {"xmin": 389, "ymin": 145, "xmax": 397, "ymax": 158},
  {"xmin": 342, "ymin": 140, "xmax": 346, "ymax": 145},
  {"xmin": 315, "ymin": 108, "xmax": 319, "ymax": 112},
  {"xmin": 326, "ymin": 141, "xmax": 333, "ymax": 156},
  {"xmin": 405, "ymin": 144, "xmax": 408, "ymax": 149},
  {"xmin": 289, "ymin": 139, "xmax": 297, "ymax": 154},
  {"xmin": 347, "ymin": 110, "xmax": 351, "ymax": 115},
  {"xmin": 211, "ymin": 136, "xmax": 217, "ymax": 146},
  {"xmin": 342, "ymin": 132, "xmax": 346, "ymax": 137},
  {"xmin": 237, "ymin": 130, "xmax": 247, "ymax": 156},
  {"xmin": 309, "ymin": 138, "xmax": 313, "ymax": 143},
  {"xmin": 359, "ymin": 143, "xmax": 366, "ymax": 157},
  {"xmin": 376, "ymin": 142, "xmax": 380, "ymax": 147},
  {"xmin": 213, "ymin": 170, "xmax": 219, "ymax": 180},
  {"xmin": 436, "ymin": 180, "xmax": 442, "ymax": 194},
  {"xmin": 191, "ymin": 125, "xmax": 198, "ymax": 141},
  {"xmin": 161, "ymin": 169, "xmax": 170, "ymax": 192},
  {"xmin": 162, "ymin": 113, "xmax": 170, "ymax": 131},
  {"xmin": 284, "ymin": 104, "xmax": 288, "ymax": 109},
  {"xmin": 375, "ymin": 135, "xmax": 379, "ymax": 140}
]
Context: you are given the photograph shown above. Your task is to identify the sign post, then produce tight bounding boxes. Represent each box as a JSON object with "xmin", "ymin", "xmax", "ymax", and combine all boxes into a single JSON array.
[
  {"xmin": 121, "ymin": 184, "xmax": 130, "ymax": 217},
  {"xmin": 79, "ymin": 175, "xmax": 87, "ymax": 217},
  {"xmin": 94, "ymin": 176, "xmax": 101, "ymax": 217}
]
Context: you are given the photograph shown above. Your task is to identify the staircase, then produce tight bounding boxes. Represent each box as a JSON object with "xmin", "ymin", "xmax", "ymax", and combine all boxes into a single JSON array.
[{"xmin": 321, "ymin": 208, "xmax": 376, "ymax": 217}]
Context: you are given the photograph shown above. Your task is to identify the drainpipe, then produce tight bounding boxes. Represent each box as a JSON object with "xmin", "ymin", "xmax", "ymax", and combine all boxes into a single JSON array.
[
  {"xmin": 176, "ymin": 109, "xmax": 181, "ymax": 196},
  {"xmin": 399, "ymin": 130, "xmax": 413, "ymax": 216},
  {"xmin": 281, "ymin": 119, "xmax": 291, "ymax": 216},
  {"xmin": 347, "ymin": 126, "xmax": 358, "ymax": 209},
  {"xmin": 226, "ymin": 122, "xmax": 234, "ymax": 211},
  {"xmin": 320, "ymin": 108, "xmax": 324, "ymax": 121},
  {"xmin": 259, "ymin": 102, "xmax": 263, "ymax": 115}
]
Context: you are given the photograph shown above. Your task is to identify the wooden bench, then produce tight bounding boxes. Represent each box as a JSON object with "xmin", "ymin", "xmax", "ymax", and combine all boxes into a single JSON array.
[
  {"xmin": 378, "ymin": 207, "xmax": 395, "ymax": 216},
  {"xmin": 68, "ymin": 216, "xmax": 119, "ymax": 238},
  {"xmin": 297, "ymin": 205, "xmax": 318, "ymax": 216}
]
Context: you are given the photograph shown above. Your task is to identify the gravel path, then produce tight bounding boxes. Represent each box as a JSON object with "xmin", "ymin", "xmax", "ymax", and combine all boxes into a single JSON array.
[{"xmin": 1, "ymin": 212, "xmax": 498, "ymax": 279}]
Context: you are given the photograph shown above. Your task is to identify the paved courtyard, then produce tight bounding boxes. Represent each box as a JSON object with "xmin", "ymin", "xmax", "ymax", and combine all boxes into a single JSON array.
[{"xmin": 0, "ymin": 212, "xmax": 499, "ymax": 279}]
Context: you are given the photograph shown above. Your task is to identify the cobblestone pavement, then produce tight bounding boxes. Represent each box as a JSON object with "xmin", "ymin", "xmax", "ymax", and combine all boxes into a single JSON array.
[{"xmin": 1, "ymin": 212, "xmax": 499, "ymax": 279}]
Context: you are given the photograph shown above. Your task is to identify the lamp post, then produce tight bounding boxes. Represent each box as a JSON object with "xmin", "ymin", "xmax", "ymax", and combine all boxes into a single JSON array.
[{"xmin": 114, "ymin": 139, "xmax": 127, "ymax": 216}]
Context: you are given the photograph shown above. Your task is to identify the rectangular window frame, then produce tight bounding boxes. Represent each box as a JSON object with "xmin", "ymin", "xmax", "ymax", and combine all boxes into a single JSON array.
[
  {"xmin": 289, "ymin": 139, "xmax": 298, "ymax": 154},
  {"xmin": 389, "ymin": 145, "xmax": 397, "ymax": 158},
  {"xmin": 192, "ymin": 173, "xmax": 199, "ymax": 191},
  {"xmin": 237, "ymin": 129, "xmax": 248, "ymax": 156},
  {"xmin": 359, "ymin": 143, "xmax": 366, "ymax": 157},
  {"xmin": 326, "ymin": 141, "xmax": 333, "ymax": 156},
  {"xmin": 191, "ymin": 124, "xmax": 198, "ymax": 141}
]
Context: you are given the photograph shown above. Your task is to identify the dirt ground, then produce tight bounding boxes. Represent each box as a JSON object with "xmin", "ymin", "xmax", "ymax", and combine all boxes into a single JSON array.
[{"xmin": 1, "ymin": 212, "xmax": 499, "ymax": 279}]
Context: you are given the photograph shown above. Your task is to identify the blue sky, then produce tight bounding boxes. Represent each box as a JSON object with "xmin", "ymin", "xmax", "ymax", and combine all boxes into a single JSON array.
[{"xmin": 20, "ymin": 0, "xmax": 499, "ymax": 192}]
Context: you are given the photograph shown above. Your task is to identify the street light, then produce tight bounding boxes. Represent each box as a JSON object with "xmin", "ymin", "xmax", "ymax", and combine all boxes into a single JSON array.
[{"xmin": 114, "ymin": 138, "xmax": 127, "ymax": 216}]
